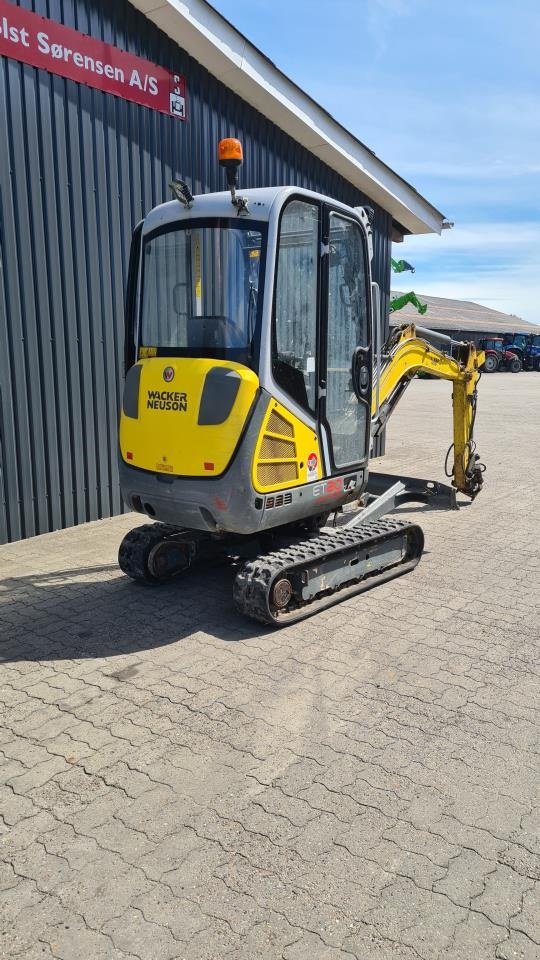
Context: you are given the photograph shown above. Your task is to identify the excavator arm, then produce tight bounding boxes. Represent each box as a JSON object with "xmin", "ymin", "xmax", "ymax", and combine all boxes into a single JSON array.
[{"xmin": 371, "ymin": 324, "xmax": 486, "ymax": 499}]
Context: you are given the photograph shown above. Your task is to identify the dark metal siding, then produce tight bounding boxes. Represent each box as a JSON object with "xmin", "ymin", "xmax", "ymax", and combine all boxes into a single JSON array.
[{"xmin": 0, "ymin": 0, "xmax": 391, "ymax": 544}]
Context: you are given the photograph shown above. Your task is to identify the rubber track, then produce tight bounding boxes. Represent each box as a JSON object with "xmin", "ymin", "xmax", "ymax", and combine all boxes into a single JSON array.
[
  {"xmin": 118, "ymin": 523, "xmax": 185, "ymax": 583},
  {"xmin": 233, "ymin": 518, "xmax": 424, "ymax": 626}
]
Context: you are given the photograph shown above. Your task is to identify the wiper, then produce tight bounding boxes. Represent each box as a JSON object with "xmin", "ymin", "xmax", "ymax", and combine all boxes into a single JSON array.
[{"xmin": 247, "ymin": 283, "xmax": 257, "ymax": 343}]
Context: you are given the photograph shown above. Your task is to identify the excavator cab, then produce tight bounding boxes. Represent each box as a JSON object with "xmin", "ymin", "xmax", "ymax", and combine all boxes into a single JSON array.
[
  {"xmin": 121, "ymin": 172, "xmax": 375, "ymax": 536},
  {"xmin": 118, "ymin": 140, "xmax": 485, "ymax": 625}
]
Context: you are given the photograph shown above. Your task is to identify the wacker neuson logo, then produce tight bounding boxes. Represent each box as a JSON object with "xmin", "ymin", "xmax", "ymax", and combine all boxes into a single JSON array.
[{"xmin": 147, "ymin": 390, "xmax": 187, "ymax": 412}]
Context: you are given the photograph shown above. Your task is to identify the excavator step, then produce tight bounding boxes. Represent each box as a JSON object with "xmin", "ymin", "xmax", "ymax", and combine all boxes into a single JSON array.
[{"xmin": 233, "ymin": 518, "xmax": 424, "ymax": 626}]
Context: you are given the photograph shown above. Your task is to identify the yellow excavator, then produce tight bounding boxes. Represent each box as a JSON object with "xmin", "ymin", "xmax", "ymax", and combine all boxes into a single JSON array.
[{"xmin": 118, "ymin": 139, "xmax": 485, "ymax": 625}]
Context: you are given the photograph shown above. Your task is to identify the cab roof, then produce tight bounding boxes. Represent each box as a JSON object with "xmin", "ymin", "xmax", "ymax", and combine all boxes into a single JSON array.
[{"xmin": 142, "ymin": 187, "xmax": 368, "ymax": 234}]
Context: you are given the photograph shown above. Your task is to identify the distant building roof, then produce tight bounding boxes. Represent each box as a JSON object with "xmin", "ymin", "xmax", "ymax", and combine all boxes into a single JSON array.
[{"xmin": 390, "ymin": 293, "xmax": 540, "ymax": 336}]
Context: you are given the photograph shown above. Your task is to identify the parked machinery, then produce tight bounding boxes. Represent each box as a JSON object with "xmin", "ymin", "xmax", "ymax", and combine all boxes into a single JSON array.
[
  {"xmin": 117, "ymin": 139, "xmax": 486, "ymax": 625},
  {"xmin": 478, "ymin": 338, "xmax": 521, "ymax": 373},
  {"xmin": 503, "ymin": 333, "xmax": 540, "ymax": 371}
]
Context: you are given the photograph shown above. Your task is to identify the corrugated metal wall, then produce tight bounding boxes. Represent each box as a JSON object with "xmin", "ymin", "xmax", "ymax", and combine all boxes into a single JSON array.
[{"xmin": 0, "ymin": 0, "xmax": 391, "ymax": 544}]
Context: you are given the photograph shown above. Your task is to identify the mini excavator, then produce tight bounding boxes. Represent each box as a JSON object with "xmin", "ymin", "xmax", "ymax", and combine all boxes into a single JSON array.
[{"xmin": 118, "ymin": 139, "xmax": 485, "ymax": 625}]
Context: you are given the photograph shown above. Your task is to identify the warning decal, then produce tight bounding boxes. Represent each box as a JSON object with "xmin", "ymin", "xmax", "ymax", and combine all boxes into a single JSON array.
[{"xmin": 307, "ymin": 452, "xmax": 318, "ymax": 482}]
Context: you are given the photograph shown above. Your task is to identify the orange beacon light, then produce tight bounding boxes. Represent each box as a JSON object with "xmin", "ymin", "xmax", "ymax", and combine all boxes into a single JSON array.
[
  {"xmin": 218, "ymin": 138, "xmax": 243, "ymax": 192},
  {"xmin": 218, "ymin": 138, "xmax": 243, "ymax": 166}
]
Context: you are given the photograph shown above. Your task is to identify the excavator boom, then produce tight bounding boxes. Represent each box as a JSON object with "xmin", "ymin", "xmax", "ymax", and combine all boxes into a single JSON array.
[{"xmin": 372, "ymin": 324, "xmax": 485, "ymax": 499}]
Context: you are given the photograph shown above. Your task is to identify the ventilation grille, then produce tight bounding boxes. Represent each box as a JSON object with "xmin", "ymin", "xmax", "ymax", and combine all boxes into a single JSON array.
[
  {"xmin": 260, "ymin": 436, "xmax": 296, "ymax": 459},
  {"xmin": 265, "ymin": 492, "xmax": 293, "ymax": 510},
  {"xmin": 267, "ymin": 410, "xmax": 294, "ymax": 438},
  {"xmin": 257, "ymin": 462, "xmax": 298, "ymax": 486},
  {"xmin": 256, "ymin": 406, "xmax": 301, "ymax": 489}
]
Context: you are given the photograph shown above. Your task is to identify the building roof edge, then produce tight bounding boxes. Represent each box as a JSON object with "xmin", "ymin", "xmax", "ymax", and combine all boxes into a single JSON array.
[{"xmin": 131, "ymin": 0, "xmax": 447, "ymax": 235}]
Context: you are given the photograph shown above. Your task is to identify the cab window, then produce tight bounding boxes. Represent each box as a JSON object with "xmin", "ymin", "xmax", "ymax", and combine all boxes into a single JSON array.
[{"xmin": 272, "ymin": 199, "xmax": 319, "ymax": 412}]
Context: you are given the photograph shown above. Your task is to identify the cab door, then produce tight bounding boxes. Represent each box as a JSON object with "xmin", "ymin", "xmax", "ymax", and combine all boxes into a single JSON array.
[{"xmin": 321, "ymin": 209, "xmax": 371, "ymax": 470}]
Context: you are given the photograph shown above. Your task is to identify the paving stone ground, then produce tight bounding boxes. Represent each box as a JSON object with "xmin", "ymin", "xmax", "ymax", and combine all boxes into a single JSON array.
[{"xmin": 0, "ymin": 373, "xmax": 539, "ymax": 960}]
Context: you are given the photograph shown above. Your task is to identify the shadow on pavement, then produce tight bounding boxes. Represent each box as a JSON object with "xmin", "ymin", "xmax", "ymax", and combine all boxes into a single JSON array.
[{"xmin": 0, "ymin": 561, "xmax": 270, "ymax": 663}]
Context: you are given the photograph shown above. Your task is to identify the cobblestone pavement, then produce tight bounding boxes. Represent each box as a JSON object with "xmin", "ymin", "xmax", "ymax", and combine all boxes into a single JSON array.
[{"xmin": 1, "ymin": 374, "xmax": 539, "ymax": 960}]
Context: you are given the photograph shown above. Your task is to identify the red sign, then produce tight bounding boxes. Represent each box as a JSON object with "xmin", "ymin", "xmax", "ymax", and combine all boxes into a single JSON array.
[{"xmin": 0, "ymin": 1, "xmax": 186, "ymax": 120}]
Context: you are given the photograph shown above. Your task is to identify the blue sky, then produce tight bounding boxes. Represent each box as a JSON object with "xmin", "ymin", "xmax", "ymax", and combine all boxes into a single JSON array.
[{"xmin": 211, "ymin": 0, "xmax": 540, "ymax": 323}]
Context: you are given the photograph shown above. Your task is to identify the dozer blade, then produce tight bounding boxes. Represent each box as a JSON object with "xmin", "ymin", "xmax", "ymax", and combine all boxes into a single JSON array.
[{"xmin": 233, "ymin": 518, "xmax": 424, "ymax": 626}]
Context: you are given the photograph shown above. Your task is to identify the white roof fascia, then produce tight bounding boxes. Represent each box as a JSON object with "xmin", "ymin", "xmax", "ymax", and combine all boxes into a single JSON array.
[{"xmin": 130, "ymin": 0, "xmax": 446, "ymax": 235}]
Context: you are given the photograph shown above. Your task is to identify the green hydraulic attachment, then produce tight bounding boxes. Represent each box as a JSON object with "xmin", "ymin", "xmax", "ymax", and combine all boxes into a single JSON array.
[{"xmin": 389, "ymin": 291, "xmax": 428, "ymax": 316}]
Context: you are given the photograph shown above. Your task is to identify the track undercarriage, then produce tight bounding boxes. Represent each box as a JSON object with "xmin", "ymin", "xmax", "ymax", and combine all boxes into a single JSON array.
[{"xmin": 118, "ymin": 487, "xmax": 426, "ymax": 626}]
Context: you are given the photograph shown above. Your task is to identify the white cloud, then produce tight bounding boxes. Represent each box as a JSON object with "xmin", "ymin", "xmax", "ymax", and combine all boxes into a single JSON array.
[
  {"xmin": 305, "ymin": 79, "xmax": 540, "ymax": 191},
  {"xmin": 402, "ymin": 221, "xmax": 540, "ymax": 253},
  {"xmin": 396, "ymin": 222, "xmax": 540, "ymax": 323},
  {"xmin": 365, "ymin": 0, "xmax": 428, "ymax": 56},
  {"xmin": 395, "ymin": 161, "xmax": 540, "ymax": 179},
  {"xmin": 403, "ymin": 275, "xmax": 540, "ymax": 326}
]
